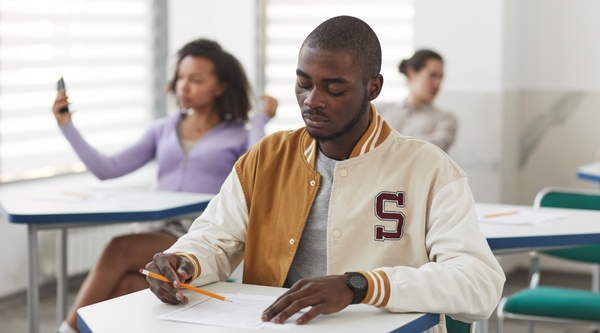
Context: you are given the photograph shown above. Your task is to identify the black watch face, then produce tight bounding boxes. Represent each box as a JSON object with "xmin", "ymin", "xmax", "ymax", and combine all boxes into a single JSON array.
[{"xmin": 349, "ymin": 274, "xmax": 367, "ymax": 289}]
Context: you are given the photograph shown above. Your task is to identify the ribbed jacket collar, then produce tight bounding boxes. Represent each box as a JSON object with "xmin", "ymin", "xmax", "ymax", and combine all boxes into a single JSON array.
[{"xmin": 302, "ymin": 103, "xmax": 392, "ymax": 166}]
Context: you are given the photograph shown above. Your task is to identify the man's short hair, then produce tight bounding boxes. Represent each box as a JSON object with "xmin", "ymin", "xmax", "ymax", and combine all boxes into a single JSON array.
[{"xmin": 302, "ymin": 16, "xmax": 382, "ymax": 81}]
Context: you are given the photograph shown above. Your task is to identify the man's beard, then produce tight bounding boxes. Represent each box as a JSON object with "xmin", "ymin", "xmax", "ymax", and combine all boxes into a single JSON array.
[{"xmin": 305, "ymin": 93, "xmax": 370, "ymax": 143}]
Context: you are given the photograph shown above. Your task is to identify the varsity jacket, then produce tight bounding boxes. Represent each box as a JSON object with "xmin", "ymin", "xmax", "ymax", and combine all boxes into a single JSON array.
[{"xmin": 166, "ymin": 104, "xmax": 505, "ymax": 331}]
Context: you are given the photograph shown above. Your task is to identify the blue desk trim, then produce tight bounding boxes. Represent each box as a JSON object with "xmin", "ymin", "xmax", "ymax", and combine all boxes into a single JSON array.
[
  {"xmin": 577, "ymin": 171, "xmax": 600, "ymax": 183},
  {"xmin": 390, "ymin": 313, "xmax": 439, "ymax": 333},
  {"xmin": 77, "ymin": 312, "xmax": 92, "ymax": 333},
  {"xmin": 77, "ymin": 309, "xmax": 438, "ymax": 333},
  {"xmin": 488, "ymin": 233, "xmax": 600, "ymax": 250},
  {"xmin": 6, "ymin": 201, "xmax": 208, "ymax": 224}
]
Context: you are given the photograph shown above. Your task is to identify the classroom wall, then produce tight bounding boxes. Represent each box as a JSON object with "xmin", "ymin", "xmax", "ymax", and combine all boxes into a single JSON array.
[
  {"xmin": 413, "ymin": 0, "xmax": 505, "ymax": 203},
  {"xmin": 414, "ymin": 0, "xmax": 600, "ymax": 273},
  {"xmin": 0, "ymin": 208, "xmax": 28, "ymax": 298},
  {"xmin": 509, "ymin": 0, "xmax": 600, "ymax": 204},
  {"xmin": 501, "ymin": 0, "xmax": 600, "ymax": 205},
  {"xmin": 415, "ymin": 0, "xmax": 600, "ymax": 205}
]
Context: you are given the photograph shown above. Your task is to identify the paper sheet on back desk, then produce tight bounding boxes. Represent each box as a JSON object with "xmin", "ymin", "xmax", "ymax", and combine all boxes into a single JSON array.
[
  {"xmin": 156, "ymin": 293, "xmax": 306, "ymax": 330},
  {"xmin": 479, "ymin": 210, "xmax": 567, "ymax": 226},
  {"xmin": 30, "ymin": 189, "xmax": 120, "ymax": 203},
  {"xmin": 31, "ymin": 189, "xmax": 182, "ymax": 208}
]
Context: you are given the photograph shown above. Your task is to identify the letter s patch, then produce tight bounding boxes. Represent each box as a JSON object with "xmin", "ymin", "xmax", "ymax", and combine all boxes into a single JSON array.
[{"xmin": 374, "ymin": 191, "xmax": 405, "ymax": 241}]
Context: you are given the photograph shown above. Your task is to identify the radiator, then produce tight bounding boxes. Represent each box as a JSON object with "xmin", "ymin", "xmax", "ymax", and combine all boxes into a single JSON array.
[{"xmin": 39, "ymin": 224, "xmax": 134, "ymax": 279}]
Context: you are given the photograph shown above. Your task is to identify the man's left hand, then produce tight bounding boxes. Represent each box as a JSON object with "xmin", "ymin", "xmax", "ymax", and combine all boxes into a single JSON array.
[{"xmin": 261, "ymin": 275, "xmax": 354, "ymax": 325}]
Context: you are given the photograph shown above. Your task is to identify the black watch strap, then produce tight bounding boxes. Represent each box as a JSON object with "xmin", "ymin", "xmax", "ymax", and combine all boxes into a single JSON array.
[{"xmin": 345, "ymin": 272, "xmax": 368, "ymax": 304}]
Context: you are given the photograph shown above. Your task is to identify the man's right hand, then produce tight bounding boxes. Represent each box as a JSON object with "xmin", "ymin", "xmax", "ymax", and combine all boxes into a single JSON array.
[{"xmin": 145, "ymin": 253, "xmax": 194, "ymax": 305}]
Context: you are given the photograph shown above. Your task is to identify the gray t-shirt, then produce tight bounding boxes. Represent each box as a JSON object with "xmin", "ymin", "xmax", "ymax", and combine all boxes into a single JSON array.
[{"xmin": 283, "ymin": 149, "xmax": 337, "ymax": 288}]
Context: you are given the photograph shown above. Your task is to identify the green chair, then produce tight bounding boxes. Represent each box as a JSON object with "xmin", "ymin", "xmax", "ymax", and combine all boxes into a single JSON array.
[
  {"xmin": 445, "ymin": 315, "xmax": 472, "ymax": 333},
  {"xmin": 497, "ymin": 187, "xmax": 600, "ymax": 333}
]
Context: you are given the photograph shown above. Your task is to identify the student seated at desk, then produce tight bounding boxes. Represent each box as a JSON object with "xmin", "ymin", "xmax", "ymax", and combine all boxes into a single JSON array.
[
  {"xmin": 376, "ymin": 50, "xmax": 457, "ymax": 151},
  {"xmin": 52, "ymin": 39, "xmax": 277, "ymax": 333},
  {"xmin": 146, "ymin": 16, "xmax": 505, "ymax": 333}
]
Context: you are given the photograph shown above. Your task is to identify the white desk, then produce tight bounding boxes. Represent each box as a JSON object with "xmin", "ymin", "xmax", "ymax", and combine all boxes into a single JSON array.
[
  {"xmin": 0, "ymin": 169, "xmax": 213, "ymax": 333},
  {"xmin": 577, "ymin": 161, "xmax": 600, "ymax": 185},
  {"xmin": 477, "ymin": 203, "xmax": 600, "ymax": 255},
  {"xmin": 77, "ymin": 282, "xmax": 439, "ymax": 333}
]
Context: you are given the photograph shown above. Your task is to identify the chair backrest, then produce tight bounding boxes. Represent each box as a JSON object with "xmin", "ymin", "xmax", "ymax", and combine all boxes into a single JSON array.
[
  {"xmin": 535, "ymin": 187, "xmax": 600, "ymax": 263},
  {"xmin": 445, "ymin": 315, "xmax": 471, "ymax": 333}
]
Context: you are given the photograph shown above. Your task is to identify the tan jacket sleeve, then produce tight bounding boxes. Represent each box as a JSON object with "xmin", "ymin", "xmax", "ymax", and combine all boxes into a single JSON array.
[
  {"xmin": 164, "ymin": 168, "xmax": 248, "ymax": 286},
  {"xmin": 416, "ymin": 112, "xmax": 458, "ymax": 151},
  {"xmin": 361, "ymin": 177, "xmax": 505, "ymax": 322}
]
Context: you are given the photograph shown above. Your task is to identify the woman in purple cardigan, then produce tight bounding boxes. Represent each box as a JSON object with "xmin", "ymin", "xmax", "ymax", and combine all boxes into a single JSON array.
[{"xmin": 52, "ymin": 39, "xmax": 277, "ymax": 333}]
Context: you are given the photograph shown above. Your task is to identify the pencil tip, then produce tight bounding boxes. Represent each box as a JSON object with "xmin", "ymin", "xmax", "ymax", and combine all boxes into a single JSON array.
[{"xmin": 225, "ymin": 298, "xmax": 233, "ymax": 302}]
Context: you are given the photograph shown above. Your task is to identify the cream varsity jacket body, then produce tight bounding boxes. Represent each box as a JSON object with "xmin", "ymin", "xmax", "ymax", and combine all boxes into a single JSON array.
[{"xmin": 166, "ymin": 105, "xmax": 505, "ymax": 329}]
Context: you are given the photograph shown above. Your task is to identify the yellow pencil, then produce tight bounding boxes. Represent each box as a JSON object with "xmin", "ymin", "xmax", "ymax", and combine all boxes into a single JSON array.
[
  {"xmin": 484, "ymin": 211, "xmax": 519, "ymax": 218},
  {"xmin": 63, "ymin": 191, "xmax": 92, "ymax": 199},
  {"xmin": 139, "ymin": 269, "xmax": 231, "ymax": 302}
]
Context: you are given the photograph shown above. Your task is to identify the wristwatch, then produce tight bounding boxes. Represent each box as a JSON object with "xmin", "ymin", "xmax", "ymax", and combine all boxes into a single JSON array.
[{"xmin": 345, "ymin": 272, "xmax": 368, "ymax": 304}]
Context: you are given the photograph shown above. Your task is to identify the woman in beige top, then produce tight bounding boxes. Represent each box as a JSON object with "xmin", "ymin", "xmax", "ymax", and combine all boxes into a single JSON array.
[{"xmin": 377, "ymin": 50, "xmax": 457, "ymax": 151}]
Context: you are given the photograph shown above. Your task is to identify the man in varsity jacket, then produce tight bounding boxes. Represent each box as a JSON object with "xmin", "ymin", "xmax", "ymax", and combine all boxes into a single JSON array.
[{"xmin": 146, "ymin": 16, "xmax": 505, "ymax": 332}]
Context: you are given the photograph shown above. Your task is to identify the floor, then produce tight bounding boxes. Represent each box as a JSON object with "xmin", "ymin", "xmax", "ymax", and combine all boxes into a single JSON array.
[
  {"xmin": 0, "ymin": 274, "xmax": 85, "ymax": 333},
  {"xmin": 0, "ymin": 270, "xmax": 596, "ymax": 333}
]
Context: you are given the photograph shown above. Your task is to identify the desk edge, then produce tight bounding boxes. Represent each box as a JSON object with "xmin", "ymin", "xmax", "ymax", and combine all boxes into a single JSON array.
[
  {"xmin": 4, "ymin": 201, "xmax": 208, "ymax": 224},
  {"xmin": 390, "ymin": 313, "xmax": 439, "ymax": 333}
]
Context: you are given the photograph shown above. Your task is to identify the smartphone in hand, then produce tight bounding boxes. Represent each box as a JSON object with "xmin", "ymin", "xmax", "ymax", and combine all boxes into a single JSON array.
[{"xmin": 56, "ymin": 77, "xmax": 69, "ymax": 113}]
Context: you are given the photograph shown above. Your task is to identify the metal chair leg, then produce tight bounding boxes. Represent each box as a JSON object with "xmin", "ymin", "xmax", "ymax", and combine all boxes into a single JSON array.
[
  {"xmin": 27, "ymin": 224, "xmax": 40, "ymax": 333},
  {"xmin": 529, "ymin": 251, "xmax": 540, "ymax": 289},
  {"xmin": 57, "ymin": 227, "xmax": 68, "ymax": 322},
  {"xmin": 470, "ymin": 320, "xmax": 477, "ymax": 333},
  {"xmin": 497, "ymin": 297, "xmax": 507, "ymax": 333},
  {"xmin": 593, "ymin": 264, "xmax": 599, "ymax": 292},
  {"xmin": 591, "ymin": 264, "xmax": 599, "ymax": 333}
]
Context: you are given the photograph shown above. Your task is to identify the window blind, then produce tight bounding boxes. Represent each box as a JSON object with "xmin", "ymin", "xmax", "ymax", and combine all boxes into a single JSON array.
[
  {"xmin": 263, "ymin": 0, "xmax": 414, "ymax": 134},
  {"xmin": 0, "ymin": 0, "xmax": 153, "ymax": 182}
]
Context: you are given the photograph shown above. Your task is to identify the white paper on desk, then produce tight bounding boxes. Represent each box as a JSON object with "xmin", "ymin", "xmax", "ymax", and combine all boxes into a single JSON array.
[
  {"xmin": 156, "ymin": 293, "xmax": 306, "ymax": 330},
  {"xmin": 30, "ymin": 189, "xmax": 120, "ymax": 203},
  {"xmin": 97, "ymin": 192, "xmax": 183, "ymax": 209},
  {"xmin": 30, "ymin": 189, "xmax": 183, "ymax": 208},
  {"xmin": 479, "ymin": 210, "xmax": 567, "ymax": 226}
]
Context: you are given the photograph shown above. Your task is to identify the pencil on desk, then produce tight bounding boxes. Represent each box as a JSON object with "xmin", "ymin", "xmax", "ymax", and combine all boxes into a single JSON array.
[
  {"xmin": 484, "ymin": 211, "xmax": 519, "ymax": 218},
  {"xmin": 63, "ymin": 191, "xmax": 92, "ymax": 199},
  {"xmin": 139, "ymin": 269, "xmax": 231, "ymax": 302}
]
